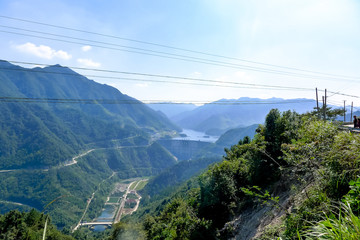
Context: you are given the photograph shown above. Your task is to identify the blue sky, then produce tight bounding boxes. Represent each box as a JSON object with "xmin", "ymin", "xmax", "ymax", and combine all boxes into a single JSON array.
[{"xmin": 1, "ymin": 0, "xmax": 360, "ymax": 106}]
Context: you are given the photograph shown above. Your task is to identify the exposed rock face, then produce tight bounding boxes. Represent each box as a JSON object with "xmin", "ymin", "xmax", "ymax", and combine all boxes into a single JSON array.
[{"xmin": 224, "ymin": 173, "xmax": 312, "ymax": 239}]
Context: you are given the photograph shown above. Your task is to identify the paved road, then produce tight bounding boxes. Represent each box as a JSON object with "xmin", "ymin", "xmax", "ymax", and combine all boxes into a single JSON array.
[
  {"xmin": 113, "ymin": 180, "xmax": 136, "ymax": 223},
  {"xmin": 72, "ymin": 171, "xmax": 117, "ymax": 232}
]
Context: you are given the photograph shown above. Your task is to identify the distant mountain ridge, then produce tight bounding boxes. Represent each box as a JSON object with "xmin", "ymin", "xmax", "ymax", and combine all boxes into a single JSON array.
[
  {"xmin": 0, "ymin": 60, "xmax": 179, "ymax": 169},
  {"xmin": 147, "ymin": 103, "xmax": 197, "ymax": 118},
  {"xmin": 0, "ymin": 60, "xmax": 180, "ymax": 227},
  {"xmin": 172, "ymin": 97, "xmax": 317, "ymax": 135}
]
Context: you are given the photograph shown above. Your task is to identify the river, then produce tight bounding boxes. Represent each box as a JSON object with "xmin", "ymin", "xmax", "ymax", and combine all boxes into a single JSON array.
[{"xmin": 92, "ymin": 205, "xmax": 116, "ymax": 232}]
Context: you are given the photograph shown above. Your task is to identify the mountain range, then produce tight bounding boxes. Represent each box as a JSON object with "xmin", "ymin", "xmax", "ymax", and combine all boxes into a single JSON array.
[
  {"xmin": 169, "ymin": 97, "xmax": 317, "ymax": 135},
  {"xmin": 0, "ymin": 60, "xmax": 179, "ymax": 227},
  {"xmin": 0, "ymin": 60, "xmax": 179, "ymax": 169}
]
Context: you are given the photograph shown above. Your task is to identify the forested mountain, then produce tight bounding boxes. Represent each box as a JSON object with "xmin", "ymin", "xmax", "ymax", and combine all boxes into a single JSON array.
[
  {"xmin": 0, "ymin": 60, "xmax": 179, "ymax": 228},
  {"xmin": 215, "ymin": 124, "xmax": 258, "ymax": 147},
  {"xmin": 0, "ymin": 209, "xmax": 74, "ymax": 240},
  {"xmin": 172, "ymin": 97, "xmax": 316, "ymax": 135},
  {"xmin": 0, "ymin": 60, "xmax": 179, "ymax": 169},
  {"xmin": 4, "ymin": 107, "xmax": 358, "ymax": 239},
  {"xmin": 124, "ymin": 109, "xmax": 360, "ymax": 239}
]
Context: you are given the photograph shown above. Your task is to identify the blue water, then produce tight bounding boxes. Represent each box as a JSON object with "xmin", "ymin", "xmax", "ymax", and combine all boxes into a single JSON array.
[
  {"xmin": 93, "ymin": 225, "xmax": 107, "ymax": 232},
  {"xmin": 96, "ymin": 205, "xmax": 116, "ymax": 220},
  {"xmin": 92, "ymin": 205, "xmax": 116, "ymax": 232},
  {"xmin": 173, "ymin": 129, "xmax": 218, "ymax": 143}
]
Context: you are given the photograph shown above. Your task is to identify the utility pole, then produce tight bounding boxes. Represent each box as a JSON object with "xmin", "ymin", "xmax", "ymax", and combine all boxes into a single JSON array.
[
  {"xmin": 324, "ymin": 89, "xmax": 327, "ymax": 120},
  {"xmin": 344, "ymin": 100, "xmax": 346, "ymax": 122},
  {"xmin": 351, "ymin": 102, "xmax": 353, "ymax": 122},
  {"xmin": 322, "ymin": 96, "xmax": 325, "ymax": 120},
  {"xmin": 316, "ymin": 88, "xmax": 319, "ymax": 118}
]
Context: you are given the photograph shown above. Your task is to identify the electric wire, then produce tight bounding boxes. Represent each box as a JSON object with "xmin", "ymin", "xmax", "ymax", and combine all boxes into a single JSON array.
[
  {"xmin": 1, "ymin": 61, "xmax": 359, "ymax": 104},
  {"xmin": 0, "ymin": 62, "xmax": 314, "ymax": 91},
  {"xmin": 0, "ymin": 29, "xmax": 337, "ymax": 80},
  {"xmin": 4, "ymin": 60, "xmax": 313, "ymax": 90},
  {"xmin": 1, "ymin": 26, "xmax": 360, "ymax": 82},
  {"xmin": 0, "ymin": 96, "xmax": 315, "ymax": 105},
  {"xmin": 1, "ymin": 15, "xmax": 359, "ymax": 81},
  {"xmin": 1, "ymin": 16, "xmax": 359, "ymax": 104}
]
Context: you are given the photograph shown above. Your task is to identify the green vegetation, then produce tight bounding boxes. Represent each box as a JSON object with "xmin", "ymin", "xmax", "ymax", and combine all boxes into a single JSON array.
[
  {"xmin": 110, "ymin": 222, "xmax": 146, "ymax": 240},
  {"xmin": 135, "ymin": 181, "xmax": 148, "ymax": 191},
  {"xmin": 125, "ymin": 201, "xmax": 137, "ymax": 209},
  {"xmin": 127, "ymin": 193, "xmax": 138, "ymax": 200},
  {"xmin": 140, "ymin": 156, "xmax": 220, "ymax": 199},
  {"xmin": 108, "ymin": 197, "xmax": 120, "ymax": 204},
  {"xmin": 144, "ymin": 198, "xmax": 211, "ymax": 240},
  {"xmin": 0, "ymin": 141, "xmax": 178, "ymax": 228},
  {"xmin": 2, "ymin": 67, "xmax": 354, "ymax": 240},
  {"xmin": 215, "ymin": 124, "xmax": 258, "ymax": 147},
  {"xmin": 0, "ymin": 61, "xmax": 183, "ymax": 229},
  {"xmin": 304, "ymin": 202, "xmax": 360, "ymax": 239},
  {"xmin": 127, "ymin": 108, "xmax": 360, "ymax": 239},
  {"xmin": 0, "ymin": 209, "xmax": 74, "ymax": 240},
  {"xmin": 173, "ymin": 97, "xmax": 316, "ymax": 135}
]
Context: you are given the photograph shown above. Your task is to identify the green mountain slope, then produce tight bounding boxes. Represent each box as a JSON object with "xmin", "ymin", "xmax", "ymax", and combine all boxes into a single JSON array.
[
  {"xmin": 0, "ymin": 60, "xmax": 179, "ymax": 169},
  {"xmin": 0, "ymin": 60, "xmax": 179, "ymax": 228},
  {"xmin": 130, "ymin": 110, "xmax": 359, "ymax": 239},
  {"xmin": 215, "ymin": 124, "xmax": 258, "ymax": 147},
  {"xmin": 172, "ymin": 98, "xmax": 316, "ymax": 135}
]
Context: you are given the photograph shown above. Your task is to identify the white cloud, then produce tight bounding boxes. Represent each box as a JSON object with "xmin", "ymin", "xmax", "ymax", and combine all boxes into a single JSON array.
[
  {"xmin": 15, "ymin": 42, "xmax": 72, "ymax": 60},
  {"xmin": 77, "ymin": 58, "xmax": 101, "ymax": 68},
  {"xmin": 189, "ymin": 72, "xmax": 202, "ymax": 78},
  {"xmin": 81, "ymin": 45, "xmax": 92, "ymax": 52}
]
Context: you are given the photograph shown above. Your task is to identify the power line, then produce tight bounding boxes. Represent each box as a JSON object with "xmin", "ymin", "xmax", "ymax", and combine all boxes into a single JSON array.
[
  {"xmin": 0, "ymin": 61, "xmax": 314, "ymax": 91},
  {"xmin": 1, "ymin": 15, "xmax": 359, "ymax": 81},
  {"xmin": 0, "ymin": 96, "xmax": 315, "ymax": 105},
  {"xmin": 1, "ymin": 26, "xmax": 360, "ymax": 82},
  {"xmin": 3, "ymin": 60, "xmax": 311, "ymax": 90},
  {"xmin": 3, "ymin": 60, "xmax": 359, "ymax": 103},
  {"xmin": 327, "ymin": 91, "xmax": 360, "ymax": 99},
  {"xmin": 0, "ymin": 29, "xmax": 329, "ymax": 80}
]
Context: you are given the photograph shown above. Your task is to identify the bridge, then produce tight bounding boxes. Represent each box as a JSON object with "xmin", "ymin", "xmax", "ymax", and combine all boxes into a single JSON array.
[
  {"xmin": 105, "ymin": 202, "xmax": 120, "ymax": 205},
  {"xmin": 72, "ymin": 179, "xmax": 144, "ymax": 232},
  {"xmin": 79, "ymin": 222, "xmax": 112, "ymax": 226}
]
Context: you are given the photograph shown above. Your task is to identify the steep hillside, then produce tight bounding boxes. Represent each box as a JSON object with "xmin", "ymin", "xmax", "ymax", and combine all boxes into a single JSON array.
[
  {"xmin": 172, "ymin": 98, "xmax": 316, "ymax": 135},
  {"xmin": 0, "ymin": 60, "xmax": 179, "ymax": 169},
  {"xmin": 215, "ymin": 124, "xmax": 258, "ymax": 147},
  {"xmin": 0, "ymin": 60, "xmax": 179, "ymax": 227},
  {"xmin": 133, "ymin": 109, "xmax": 360, "ymax": 240}
]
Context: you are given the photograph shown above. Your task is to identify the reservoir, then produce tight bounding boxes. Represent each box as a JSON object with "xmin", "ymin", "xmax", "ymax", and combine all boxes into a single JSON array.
[
  {"xmin": 158, "ymin": 129, "xmax": 218, "ymax": 161},
  {"xmin": 173, "ymin": 129, "xmax": 219, "ymax": 143}
]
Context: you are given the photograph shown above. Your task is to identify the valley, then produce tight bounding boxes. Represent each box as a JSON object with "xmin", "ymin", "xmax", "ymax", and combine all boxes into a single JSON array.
[
  {"xmin": 0, "ymin": 1, "xmax": 358, "ymax": 239},
  {"xmin": 0, "ymin": 61, "xmax": 230, "ymax": 234},
  {"xmin": 1, "ymin": 60, "xmax": 353, "ymax": 240},
  {"xmin": 73, "ymin": 178, "xmax": 147, "ymax": 232}
]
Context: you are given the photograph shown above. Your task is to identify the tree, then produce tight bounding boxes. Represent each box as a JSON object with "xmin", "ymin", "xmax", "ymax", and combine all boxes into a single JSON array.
[{"xmin": 144, "ymin": 199, "xmax": 210, "ymax": 240}]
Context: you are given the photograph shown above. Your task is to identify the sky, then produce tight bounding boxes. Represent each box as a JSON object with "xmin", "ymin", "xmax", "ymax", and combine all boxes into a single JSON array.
[{"xmin": 1, "ymin": 0, "xmax": 360, "ymax": 107}]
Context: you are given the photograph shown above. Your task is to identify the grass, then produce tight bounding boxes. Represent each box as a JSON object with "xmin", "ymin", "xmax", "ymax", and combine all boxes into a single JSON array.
[
  {"xmin": 129, "ymin": 182, "xmax": 137, "ymax": 191},
  {"xmin": 108, "ymin": 197, "xmax": 119, "ymax": 203},
  {"xmin": 111, "ymin": 191, "xmax": 125, "ymax": 198},
  {"xmin": 127, "ymin": 193, "xmax": 138, "ymax": 199},
  {"xmin": 124, "ymin": 201, "xmax": 137, "ymax": 209},
  {"xmin": 135, "ymin": 180, "xmax": 148, "ymax": 191},
  {"xmin": 304, "ymin": 202, "xmax": 360, "ymax": 239}
]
